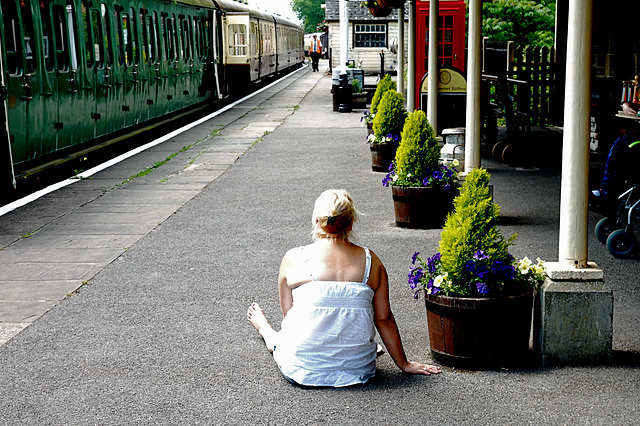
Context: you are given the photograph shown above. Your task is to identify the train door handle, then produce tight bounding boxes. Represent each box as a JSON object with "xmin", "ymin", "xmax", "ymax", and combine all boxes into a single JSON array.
[
  {"xmin": 20, "ymin": 75, "xmax": 33, "ymax": 100},
  {"xmin": 132, "ymin": 65, "xmax": 139, "ymax": 84},
  {"xmin": 67, "ymin": 70, "xmax": 78, "ymax": 93},
  {"xmin": 103, "ymin": 67, "xmax": 112, "ymax": 88}
]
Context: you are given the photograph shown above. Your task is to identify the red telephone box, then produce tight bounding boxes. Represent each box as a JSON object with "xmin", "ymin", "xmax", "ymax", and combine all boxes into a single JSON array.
[{"xmin": 415, "ymin": 1, "xmax": 467, "ymax": 105}]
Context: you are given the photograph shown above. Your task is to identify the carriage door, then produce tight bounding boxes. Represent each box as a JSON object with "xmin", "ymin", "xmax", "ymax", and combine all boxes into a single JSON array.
[
  {"xmin": 88, "ymin": 2, "xmax": 115, "ymax": 138},
  {"xmin": 54, "ymin": 0, "xmax": 90, "ymax": 149},
  {"xmin": 119, "ymin": 7, "xmax": 141, "ymax": 126},
  {"xmin": 0, "ymin": 15, "xmax": 16, "ymax": 190},
  {"xmin": 415, "ymin": 1, "xmax": 466, "ymax": 104},
  {"xmin": 1, "ymin": 0, "xmax": 44, "ymax": 164}
]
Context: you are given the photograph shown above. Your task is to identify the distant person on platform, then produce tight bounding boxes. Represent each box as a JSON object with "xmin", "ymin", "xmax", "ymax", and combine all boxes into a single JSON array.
[
  {"xmin": 309, "ymin": 35, "xmax": 322, "ymax": 72},
  {"xmin": 247, "ymin": 189, "xmax": 441, "ymax": 387}
]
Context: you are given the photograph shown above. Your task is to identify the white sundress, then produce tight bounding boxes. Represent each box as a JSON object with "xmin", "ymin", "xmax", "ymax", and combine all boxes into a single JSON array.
[{"xmin": 273, "ymin": 247, "xmax": 377, "ymax": 387}]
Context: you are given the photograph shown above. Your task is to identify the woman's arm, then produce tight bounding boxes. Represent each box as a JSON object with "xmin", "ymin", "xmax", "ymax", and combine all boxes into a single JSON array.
[
  {"xmin": 278, "ymin": 250, "xmax": 294, "ymax": 317},
  {"xmin": 370, "ymin": 251, "xmax": 441, "ymax": 376}
]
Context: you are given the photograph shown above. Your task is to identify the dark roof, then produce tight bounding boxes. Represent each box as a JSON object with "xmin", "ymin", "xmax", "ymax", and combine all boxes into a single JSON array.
[{"xmin": 325, "ymin": 0, "xmax": 409, "ymax": 22}]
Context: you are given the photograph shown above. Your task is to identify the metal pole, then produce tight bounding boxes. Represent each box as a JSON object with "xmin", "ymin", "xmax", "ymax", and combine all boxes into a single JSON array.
[
  {"xmin": 339, "ymin": 0, "xmax": 349, "ymax": 72},
  {"xmin": 558, "ymin": 0, "xmax": 593, "ymax": 268},
  {"xmin": 464, "ymin": 0, "xmax": 482, "ymax": 172},
  {"xmin": 397, "ymin": 7, "xmax": 405, "ymax": 99},
  {"xmin": 427, "ymin": 0, "xmax": 438, "ymax": 134},
  {"xmin": 407, "ymin": 0, "xmax": 415, "ymax": 111}
]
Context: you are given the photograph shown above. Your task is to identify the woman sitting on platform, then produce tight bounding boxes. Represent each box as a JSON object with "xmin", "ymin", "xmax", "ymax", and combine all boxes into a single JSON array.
[{"xmin": 247, "ymin": 189, "xmax": 441, "ymax": 387}]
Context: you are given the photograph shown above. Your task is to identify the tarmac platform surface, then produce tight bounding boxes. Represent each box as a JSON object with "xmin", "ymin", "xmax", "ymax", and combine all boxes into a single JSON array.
[{"xmin": 0, "ymin": 61, "xmax": 639, "ymax": 424}]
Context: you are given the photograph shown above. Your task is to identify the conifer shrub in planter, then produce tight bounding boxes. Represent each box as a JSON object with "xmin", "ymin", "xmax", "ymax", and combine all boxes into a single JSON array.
[
  {"xmin": 367, "ymin": 90, "xmax": 406, "ymax": 172},
  {"xmin": 382, "ymin": 110, "xmax": 459, "ymax": 228},
  {"xmin": 407, "ymin": 168, "xmax": 548, "ymax": 369},
  {"xmin": 362, "ymin": 74, "xmax": 397, "ymax": 134}
]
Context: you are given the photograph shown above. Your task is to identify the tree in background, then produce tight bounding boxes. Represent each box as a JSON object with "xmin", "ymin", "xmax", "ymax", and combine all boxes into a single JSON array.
[
  {"xmin": 482, "ymin": 0, "xmax": 556, "ymax": 46},
  {"xmin": 291, "ymin": 0, "xmax": 326, "ymax": 34}
]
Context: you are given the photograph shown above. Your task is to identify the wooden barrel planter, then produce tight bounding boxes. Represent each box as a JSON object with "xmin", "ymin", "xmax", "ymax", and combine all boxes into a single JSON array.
[
  {"xmin": 424, "ymin": 290, "xmax": 534, "ymax": 370},
  {"xmin": 370, "ymin": 143, "xmax": 396, "ymax": 172},
  {"xmin": 391, "ymin": 186, "xmax": 456, "ymax": 229}
]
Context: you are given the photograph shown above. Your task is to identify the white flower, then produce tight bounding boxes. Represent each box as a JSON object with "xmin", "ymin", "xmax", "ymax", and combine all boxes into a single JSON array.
[
  {"xmin": 367, "ymin": 134, "xmax": 376, "ymax": 143},
  {"xmin": 452, "ymin": 159, "xmax": 460, "ymax": 167},
  {"xmin": 433, "ymin": 273, "xmax": 448, "ymax": 288},
  {"xmin": 517, "ymin": 257, "xmax": 533, "ymax": 274}
]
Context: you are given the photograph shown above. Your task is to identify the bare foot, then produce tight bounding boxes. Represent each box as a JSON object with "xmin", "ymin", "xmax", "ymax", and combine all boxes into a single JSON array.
[{"xmin": 247, "ymin": 303, "xmax": 270, "ymax": 333}]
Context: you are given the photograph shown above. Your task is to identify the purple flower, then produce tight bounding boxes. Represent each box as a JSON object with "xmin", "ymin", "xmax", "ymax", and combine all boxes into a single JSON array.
[
  {"xmin": 408, "ymin": 267, "xmax": 424, "ymax": 289},
  {"xmin": 476, "ymin": 282, "xmax": 489, "ymax": 295},
  {"xmin": 427, "ymin": 253, "xmax": 441, "ymax": 274},
  {"xmin": 382, "ymin": 173, "xmax": 393, "ymax": 187},
  {"xmin": 412, "ymin": 252, "xmax": 420, "ymax": 264},
  {"xmin": 444, "ymin": 183, "xmax": 451, "ymax": 190},
  {"xmin": 422, "ymin": 177, "xmax": 430, "ymax": 186},
  {"xmin": 432, "ymin": 170, "xmax": 444, "ymax": 180},
  {"xmin": 473, "ymin": 250, "xmax": 488, "ymax": 260}
]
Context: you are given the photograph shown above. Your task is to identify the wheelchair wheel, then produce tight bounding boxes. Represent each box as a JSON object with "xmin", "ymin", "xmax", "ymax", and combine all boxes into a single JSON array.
[
  {"xmin": 606, "ymin": 229, "xmax": 636, "ymax": 258},
  {"xmin": 595, "ymin": 217, "xmax": 620, "ymax": 244}
]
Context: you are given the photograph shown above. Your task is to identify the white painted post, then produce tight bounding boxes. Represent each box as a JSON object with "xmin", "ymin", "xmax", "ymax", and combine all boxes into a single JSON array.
[
  {"xmin": 407, "ymin": 0, "xmax": 415, "ymax": 111},
  {"xmin": 339, "ymin": 0, "xmax": 349, "ymax": 72},
  {"xmin": 398, "ymin": 7, "xmax": 405, "ymax": 99},
  {"xmin": 558, "ymin": 0, "xmax": 592, "ymax": 268},
  {"xmin": 427, "ymin": 0, "xmax": 438, "ymax": 134},
  {"xmin": 464, "ymin": 0, "xmax": 482, "ymax": 172}
]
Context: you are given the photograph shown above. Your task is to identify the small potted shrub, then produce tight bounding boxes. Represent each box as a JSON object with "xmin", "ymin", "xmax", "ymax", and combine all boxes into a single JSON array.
[
  {"xmin": 361, "ymin": 74, "xmax": 397, "ymax": 134},
  {"xmin": 367, "ymin": 90, "xmax": 406, "ymax": 172},
  {"xmin": 351, "ymin": 79, "xmax": 367, "ymax": 109},
  {"xmin": 408, "ymin": 167, "xmax": 547, "ymax": 369},
  {"xmin": 382, "ymin": 109, "xmax": 459, "ymax": 228}
]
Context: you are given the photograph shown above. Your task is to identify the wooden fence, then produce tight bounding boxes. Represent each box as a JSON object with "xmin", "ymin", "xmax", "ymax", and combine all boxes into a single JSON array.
[{"xmin": 482, "ymin": 41, "xmax": 558, "ymax": 128}]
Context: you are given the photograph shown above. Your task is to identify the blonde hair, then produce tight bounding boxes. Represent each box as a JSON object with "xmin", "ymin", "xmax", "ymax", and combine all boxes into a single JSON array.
[{"xmin": 311, "ymin": 189, "xmax": 359, "ymax": 242}]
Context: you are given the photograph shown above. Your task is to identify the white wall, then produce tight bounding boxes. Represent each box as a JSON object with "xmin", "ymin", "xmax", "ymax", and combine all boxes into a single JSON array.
[{"xmin": 328, "ymin": 21, "xmax": 409, "ymax": 75}]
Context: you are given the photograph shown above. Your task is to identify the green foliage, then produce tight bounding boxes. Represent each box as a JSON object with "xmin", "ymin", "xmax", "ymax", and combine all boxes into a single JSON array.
[
  {"xmin": 352, "ymin": 78, "xmax": 362, "ymax": 94},
  {"xmin": 438, "ymin": 168, "xmax": 516, "ymax": 295},
  {"xmin": 393, "ymin": 110, "xmax": 439, "ymax": 185},
  {"xmin": 291, "ymin": 0, "xmax": 326, "ymax": 33},
  {"xmin": 483, "ymin": 0, "xmax": 555, "ymax": 46},
  {"xmin": 370, "ymin": 74, "xmax": 397, "ymax": 115},
  {"xmin": 372, "ymin": 90, "xmax": 407, "ymax": 139}
]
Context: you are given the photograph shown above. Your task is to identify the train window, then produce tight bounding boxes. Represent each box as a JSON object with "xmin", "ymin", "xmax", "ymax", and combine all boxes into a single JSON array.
[
  {"xmin": 250, "ymin": 22, "xmax": 257, "ymax": 56},
  {"xmin": 21, "ymin": 0, "xmax": 36, "ymax": 73},
  {"xmin": 202, "ymin": 18, "xmax": 211, "ymax": 59},
  {"xmin": 179, "ymin": 16, "xmax": 188, "ymax": 60},
  {"xmin": 160, "ymin": 12, "xmax": 167, "ymax": 61},
  {"xmin": 228, "ymin": 24, "xmax": 247, "ymax": 57},
  {"xmin": 193, "ymin": 17, "xmax": 200, "ymax": 59},
  {"xmin": 139, "ymin": 9, "xmax": 147, "ymax": 63},
  {"xmin": 150, "ymin": 11, "xmax": 159, "ymax": 63},
  {"xmin": 129, "ymin": 7, "xmax": 138, "ymax": 65},
  {"xmin": 121, "ymin": 11, "xmax": 132, "ymax": 66},
  {"xmin": 53, "ymin": 4, "xmax": 69, "ymax": 71},
  {"xmin": 81, "ymin": 2, "xmax": 92, "ymax": 67},
  {"xmin": 40, "ymin": 0, "xmax": 55, "ymax": 71},
  {"xmin": 171, "ymin": 14, "xmax": 178, "ymax": 61},
  {"xmin": 354, "ymin": 23, "xmax": 386, "ymax": 48},
  {"xmin": 101, "ymin": 3, "xmax": 112, "ymax": 66},
  {"xmin": 185, "ymin": 18, "xmax": 192, "ymax": 60},
  {"xmin": 91, "ymin": 9, "xmax": 103, "ymax": 67},
  {"xmin": 114, "ymin": 7, "xmax": 123, "ymax": 65},
  {"xmin": 2, "ymin": 0, "xmax": 22, "ymax": 76},
  {"xmin": 66, "ymin": 2, "xmax": 79, "ymax": 71}
]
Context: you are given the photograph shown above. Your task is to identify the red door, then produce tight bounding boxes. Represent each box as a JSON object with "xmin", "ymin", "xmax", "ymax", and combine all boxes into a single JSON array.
[{"xmin": 415, "ymin": 1, "xmax": 466, "ymax": 102}]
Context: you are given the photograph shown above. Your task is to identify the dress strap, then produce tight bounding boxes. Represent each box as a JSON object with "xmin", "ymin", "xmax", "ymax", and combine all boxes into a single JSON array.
[{"xmin": 362, "ymin": 247, "xmax": 372, "ymax": 284}]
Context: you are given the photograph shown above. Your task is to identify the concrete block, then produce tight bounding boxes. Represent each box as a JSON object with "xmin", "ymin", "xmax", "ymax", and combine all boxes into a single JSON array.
[{"xmin": 535, "ymin": 278, "xmax": 613, "ymax": 366}]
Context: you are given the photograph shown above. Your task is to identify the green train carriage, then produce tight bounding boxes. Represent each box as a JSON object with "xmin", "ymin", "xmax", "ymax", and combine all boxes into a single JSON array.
[{"xmin": 0, "ymin": 0, "xmax": 303, "ymax": 191}]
